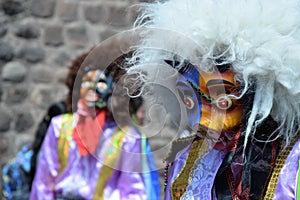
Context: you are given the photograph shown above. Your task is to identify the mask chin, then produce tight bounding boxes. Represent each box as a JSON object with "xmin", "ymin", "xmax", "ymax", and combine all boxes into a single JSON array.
[{"xmin": 95, "ymin": 99, "xmax": 107, "ymax": 109}]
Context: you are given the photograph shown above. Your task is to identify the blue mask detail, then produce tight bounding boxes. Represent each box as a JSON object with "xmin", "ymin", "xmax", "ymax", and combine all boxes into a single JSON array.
[{"xmin": 176, "ymin": 63, "xmax": 202, "ymax": 128}]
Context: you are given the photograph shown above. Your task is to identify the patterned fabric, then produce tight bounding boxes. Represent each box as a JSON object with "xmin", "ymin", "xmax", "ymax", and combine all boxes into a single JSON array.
[
  {"xmin": 182, "ymin": 149, "xmax": 227, "ymax": 200},
  {"xmin": 171, "ymin": 138, "xmax": 207, "ymax": 199}
]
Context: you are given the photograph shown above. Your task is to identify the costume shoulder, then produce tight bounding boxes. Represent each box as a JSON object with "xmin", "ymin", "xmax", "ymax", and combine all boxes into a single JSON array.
[
  {"xmin": 119, "ymin": 126, "xmax": 142, "ymax": 151},
  {"xmin": 164, "ymin": 134, "xmax": 196, "ymax": 163}
]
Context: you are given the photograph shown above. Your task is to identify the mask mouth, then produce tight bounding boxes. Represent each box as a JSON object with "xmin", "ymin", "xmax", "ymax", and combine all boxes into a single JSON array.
[
  {"xmin": 85, "ymin": 89, "xmax": 99, "ymax": 103},
  {"xmin": 194, "ymin": 124, "xmax": 239, "ymax": 144}
]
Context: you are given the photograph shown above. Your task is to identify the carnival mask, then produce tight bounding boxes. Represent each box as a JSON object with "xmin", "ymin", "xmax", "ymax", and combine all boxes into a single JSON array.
[
  {"xmin": 80, "ymin": 69, "xmax": 113, "ymax": 108},
  {"xmin": 175, "ymin": 62, "xmax": 242, "ymax": 145}
]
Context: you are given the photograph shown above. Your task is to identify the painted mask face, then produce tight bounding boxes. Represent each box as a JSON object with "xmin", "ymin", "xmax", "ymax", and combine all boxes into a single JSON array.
[
  {"xmin": 80, "ymin": 69, "xmax": 113, "ymax": 108},
  {"xmin": 177, "ymin": 63, "xmax": 242, "ymax": 144}
]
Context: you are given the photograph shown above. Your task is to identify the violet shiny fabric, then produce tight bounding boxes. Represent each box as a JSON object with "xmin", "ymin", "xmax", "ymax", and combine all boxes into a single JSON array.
[
  {"xmin": 273, "ymin": 139, "xmax": 300, "ymax": 200},
  {"xmin": 165, "ymin": 145, "xmax": 227, "ymax": 200},
  {"xmin": 30, "ymin": 114, "xmax": 156, "ymax": 200},
  {"xmin": 182, "ymin": 149, "xmax": 227, "ymax": 200}
]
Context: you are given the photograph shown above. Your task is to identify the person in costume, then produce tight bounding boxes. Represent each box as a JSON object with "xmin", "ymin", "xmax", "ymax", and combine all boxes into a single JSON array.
[
  {"xmin": 127, "ymin": 0, "xmax": 300, "ymax": 199},
  {"xmin": 30, "ymin": 51, "xmax": 160, "ymax": 199},
  {"xmin": 1, "ymin": 51, "xmax": 90, "ymax": 200},
  {"xmin": 29, "ymin": 50, "xmax": 91, "ymax": 188}
]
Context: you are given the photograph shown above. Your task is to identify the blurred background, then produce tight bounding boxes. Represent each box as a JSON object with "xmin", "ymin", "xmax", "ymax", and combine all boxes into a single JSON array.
[{"xmin": 0, "ymin": 0, "xmax": 181, "ymax": 199}]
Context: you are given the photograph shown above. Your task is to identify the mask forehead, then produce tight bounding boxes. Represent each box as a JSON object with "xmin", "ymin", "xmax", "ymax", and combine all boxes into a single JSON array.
[{"xmin": 82, "ymin": 70, "xmax": 100, "ymax": 82}]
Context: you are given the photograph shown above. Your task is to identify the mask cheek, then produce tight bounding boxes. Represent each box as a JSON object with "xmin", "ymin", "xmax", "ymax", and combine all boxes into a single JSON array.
[
  {"xmin": 80, "ymin": 88, "xmax": 88, "ymax": 101},
  {"xmin": 176, "ymin": 77, "xmax": 203, "ymax": 128},
  {"xmin": 185, "ymin": 96, "xmax": 201, "ymax": 128},
  {"xmin": 177, "ymin": 88, "xmax": 202, "ymax": 128}
]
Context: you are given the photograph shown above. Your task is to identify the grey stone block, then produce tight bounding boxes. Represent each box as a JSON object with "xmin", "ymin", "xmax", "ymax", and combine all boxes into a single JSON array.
[
  {"xmin": 18, "ymin": 46, "xmax": 45, "ymax": 63},
  {"xmin": 2, "ymin": 61, "xmax": 27, "ymax": 82},
  {"xmin": 0, "ymin": 42, "xmax": 14, "ymax": 62},
  {"xmin": 15, "ymin": 112, "xmax": 34, "ymax": 132},
  {"xmin": 66, "ymin": 25, "xmax": 88, "ymax": 48},
  {"xmin": 5, "ymin": 85, "xmax": 28, "ymax": 104},
  {"xmin": 0, "ymin": 19, "xmax": 8, "ymax": 38},
  {"xmin": 30, "ymin": 0, "xmax": 56, "ymax": 18},
  {"xmin": 58, "ymin": 1, "xmax": 78, "ymax": 23},
  {"xmin": 0, "ymin": 137, "xmax": 9, "ymax": 152},
  {"xmin": 31, "ymin": 87, "xmax": 59, "ymax": 109},
  {"xmin": 0, "ymin": 25, "xmax": 7, "ymax": 38},
  {"xmin": 108, "ymin": 5, "xmax": 130, "ymax": 27},
  {"xmin": 30, "ymin": 67, "xmax": 53, "ymax": 83},
  {"xmin": 0, "ymin": 107, "xmax": 11, "ymax": 132},
  {"xmin": 1, "ymin": 1, "xmax": 24, "ymax": 16},
  {"xmin": 15, "ymin": 24, "xmax": 40, "ymax": 39},
  {"xmin": 0, "ymin": 86, "xmax": 2, "ymax": 102},
  {"xmin": 54, "ymin": 52, "xmax": 70, "ymax": 66},
  {"xmin": 44, "ymin": 25, "xmax": 63, "ymax": 47},
  {"xmin": 84, "ymin": 4, "xmax": 107, "ymax": 24}
]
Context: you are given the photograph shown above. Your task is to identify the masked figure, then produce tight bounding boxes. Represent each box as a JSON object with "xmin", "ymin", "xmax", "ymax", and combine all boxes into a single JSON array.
[
  {"xmin": 129, "ymin": 0, "xmax": 300, "ymax": 199},
  {"xmin": 30, "ymin": 55, "xmax": 160, "ymax": 199}
]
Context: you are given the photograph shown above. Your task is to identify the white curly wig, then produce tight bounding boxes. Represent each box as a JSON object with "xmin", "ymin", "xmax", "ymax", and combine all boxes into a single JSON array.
[{"xmin": 128, "ymin": 0, "xmax": 300, "ymax": 147}]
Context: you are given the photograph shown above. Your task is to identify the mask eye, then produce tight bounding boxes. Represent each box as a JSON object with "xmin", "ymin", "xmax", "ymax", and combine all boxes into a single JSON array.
[
  {"xmin": 215, "ymin": 96, "xmax": 232, "ymax": 110},
  {"xmin": 184, "ymin": 96, "xmax": 195, "ymax": 110},
  {"xmin": 97, "ymin": 82, "xmax": 108, "ymax": 91},
  {"xmin": 81, "ymin": 81, "xmax": 91, "ymax": 89}
]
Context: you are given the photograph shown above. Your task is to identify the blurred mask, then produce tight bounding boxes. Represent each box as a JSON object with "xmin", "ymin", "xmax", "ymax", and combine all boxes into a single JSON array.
[{"xmin": 80, "ymin": 69, "xmax": 113, "ymax": 109}]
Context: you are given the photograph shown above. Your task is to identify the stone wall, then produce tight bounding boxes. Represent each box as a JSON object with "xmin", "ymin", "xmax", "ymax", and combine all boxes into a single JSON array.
[
  {"xmin": 0, "ymin": 0, "xmax": 180, "ymax": 198},
  {"xmin": 0, "ymin": 0, "xmax": 142, "ymax": 161}
]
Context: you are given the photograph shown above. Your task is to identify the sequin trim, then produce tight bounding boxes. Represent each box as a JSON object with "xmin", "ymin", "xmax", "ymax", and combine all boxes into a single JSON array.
[{"xmin": 263, "ymin": 138, "xmax": 299, "ymax": 200}]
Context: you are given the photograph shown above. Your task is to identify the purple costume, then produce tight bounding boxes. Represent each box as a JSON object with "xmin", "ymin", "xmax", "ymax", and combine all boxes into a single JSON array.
[
  {"xmin": 30, "ymin": 113, "xmax": 159, "ymax": 200},
  {"xmin": 165, "ymin": 139, "xmax": 300, "ymax": 200}
]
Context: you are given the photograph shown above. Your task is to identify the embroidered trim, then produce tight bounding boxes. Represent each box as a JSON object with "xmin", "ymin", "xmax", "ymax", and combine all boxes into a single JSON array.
[
  {"xmin": 170, "ymin": 137, "xmax": 207, "ymax": 200},
  {"xmin": 164, "ymin": 135, "xmax": 196, "ymax": 163},
  {"xmin": 57, "ymin": 114, "xmax": 74, "ymax": 174}
]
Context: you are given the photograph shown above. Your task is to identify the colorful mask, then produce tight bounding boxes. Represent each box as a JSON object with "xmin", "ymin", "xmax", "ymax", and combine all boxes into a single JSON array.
[
  {"xmin": 176, "ymin": 62, "xmax": 242, "ymax": 147},
  {"xmin": 80, "ymin": 69, "xmax": 113, "ymax": 109}
]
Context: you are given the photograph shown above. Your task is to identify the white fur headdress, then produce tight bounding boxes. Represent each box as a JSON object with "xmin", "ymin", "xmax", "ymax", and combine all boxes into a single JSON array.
[{"xmin": 129, "ymin": 0, "xmax": 300, "ymax": 145}]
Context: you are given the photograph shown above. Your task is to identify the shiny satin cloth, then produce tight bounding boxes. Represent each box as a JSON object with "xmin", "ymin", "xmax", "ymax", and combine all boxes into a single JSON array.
[
  {"xmin": 164, "ymin": 143, "xmax": 227, "ymax": 200},
  {"xmin": 30, "ymin": 114, "xmax": 159, "ymax": 200},
  {"xmin": 273, "ymin": 139, "xmax": 300, "ymax": 200}
]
